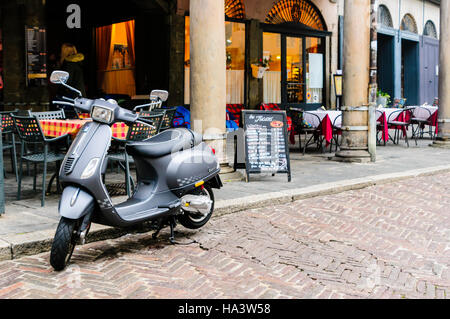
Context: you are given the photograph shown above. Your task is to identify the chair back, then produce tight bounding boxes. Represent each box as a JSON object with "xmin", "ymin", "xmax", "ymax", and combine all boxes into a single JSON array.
[
  {"xmin": 0, "ymin": 111, "xmax": 17, "ymax": 134},
  {"xmin": 387, "ymin": 107, "xmax": 414, "ymax": 123},
  {"xmin": 32, "ymin": 109, "xmax": 66, "ymax": 120},
  {"xmin": 302, "ymin": 111, "xmax": 322, "ymax": 129},
  {"xmin": 138, "ymin": 112, "xmax": 165, "ymax": 134},
  {"xmin": 154, "ymin": 108, "xmax": 177, "ymax": 131},
  {"xmin": 126, "ymin": 121, "xmax": 159, "ymax": 142},
  {"xmin": 11, "ymin": 115, "xmax": 45, "ymax": 143},
  {"xmin": 332, "ymin": 114, "xmax": 342, "ymax": 128}
]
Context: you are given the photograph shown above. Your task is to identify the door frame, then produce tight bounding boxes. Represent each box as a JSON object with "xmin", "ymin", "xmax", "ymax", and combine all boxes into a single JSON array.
[{"xmin": 261, "ymin": 23, "xmax": 330, "ymax": 111}]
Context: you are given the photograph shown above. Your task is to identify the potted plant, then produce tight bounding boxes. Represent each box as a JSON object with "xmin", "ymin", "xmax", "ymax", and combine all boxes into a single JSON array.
[
  {"xmin": 251, "ymin": 57, "xmax": 270, "ymax": 79},
  {"xmin": 376, "ymin": 90, "xmax": 391, "ymax": 107}
]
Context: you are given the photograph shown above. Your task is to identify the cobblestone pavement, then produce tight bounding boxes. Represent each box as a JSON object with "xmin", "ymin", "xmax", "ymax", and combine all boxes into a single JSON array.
[{"xmin": 0, "ymin": 172, "xmax": 450, "ymax": 299}]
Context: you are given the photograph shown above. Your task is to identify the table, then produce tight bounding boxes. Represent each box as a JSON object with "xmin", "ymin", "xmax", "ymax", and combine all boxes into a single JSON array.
[
  {"xmin": 302, "ymin": 110, "xmax": 342, "ymax": 145},
  {"xmin": 39, "ymin": 119, "xmax": 129, "ymax": 139}
]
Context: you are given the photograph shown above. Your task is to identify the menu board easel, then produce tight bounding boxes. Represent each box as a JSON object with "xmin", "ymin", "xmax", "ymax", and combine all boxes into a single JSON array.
[
  {"xmin": 242, "ymin": 110, "xmax": 291, "ymax": 182},
  {"xmin": 25, "ymin": 26, "xmax": 47, "ymax": 86}
]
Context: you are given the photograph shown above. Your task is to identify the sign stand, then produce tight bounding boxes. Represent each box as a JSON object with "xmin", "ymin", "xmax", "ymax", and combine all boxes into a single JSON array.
[{"xmin": 242, "ymin": 110, "xmax": 291, "ymax": 183}]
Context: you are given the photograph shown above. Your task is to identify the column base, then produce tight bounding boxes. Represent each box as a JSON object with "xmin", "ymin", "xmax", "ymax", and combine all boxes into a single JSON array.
[
  {"xmin": 431, "ymin": 138, "xmax": 450, "ymax": 149},
  {"xmin": 333, "ymin": 150, "xmax": 372, "ymax": 163}
]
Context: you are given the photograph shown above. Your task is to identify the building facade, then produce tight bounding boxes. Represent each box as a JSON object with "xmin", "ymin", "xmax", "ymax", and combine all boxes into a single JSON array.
[{"xmin": 0, "ymin": 0, "xmax": 441, "ymax": 111}]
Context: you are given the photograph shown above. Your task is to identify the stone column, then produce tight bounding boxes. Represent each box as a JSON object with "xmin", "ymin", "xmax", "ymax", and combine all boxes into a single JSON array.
[
  {"xmin": 335, "ymin": 0, "xmax": 371, "ymax": 162},
  {"xmin": 189, "ymin": 0, "xmax": 229, "ymax": 167},
  {"xmin": 433, "ymin": 1, "xmax": 450, "ymax": 148}
]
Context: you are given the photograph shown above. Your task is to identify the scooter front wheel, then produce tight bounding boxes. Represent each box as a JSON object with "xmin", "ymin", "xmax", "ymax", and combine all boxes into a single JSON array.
[
  {"xmin": 178, "ymin": 185, "xmax": 214, "ymax": 229},
  {"xmin": 50, "ymin": 217, "xmax": 79, "ymax": 271}
]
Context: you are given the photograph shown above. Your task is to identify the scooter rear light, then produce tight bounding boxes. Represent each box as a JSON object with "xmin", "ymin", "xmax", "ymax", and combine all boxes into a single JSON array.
[{"xmin": 210, "ymin": 147, "xmax": 216, "ymax": 154}]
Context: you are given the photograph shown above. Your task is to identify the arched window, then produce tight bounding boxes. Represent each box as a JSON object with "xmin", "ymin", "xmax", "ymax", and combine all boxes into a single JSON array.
[
  {"xmin": 400, "ymin": 14, "xmax": 418, "ymax": 33},
  {"xmin": 424, "ymin": 20, "xmax": 437, "ymax": 38},
  {"xmin": 265, "ymin": 0, "xmax": 326, "ymax": 31},
  {"xmin": 225, "ymin": 0, "xmax": 245, "ymax": 19},
  {"xmin": 378, "ymin": 5, "xmax": 393, "ymax": 28}
]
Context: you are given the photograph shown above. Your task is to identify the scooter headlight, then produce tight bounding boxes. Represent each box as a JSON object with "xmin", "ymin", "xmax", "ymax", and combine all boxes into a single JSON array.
[
  {"xmin": 81, "ymin": 158, "xmax": 100, "ymax": 179},
  {"xmin": 91, "ymin": 106, "xmax": 114, "ymax": 124}
]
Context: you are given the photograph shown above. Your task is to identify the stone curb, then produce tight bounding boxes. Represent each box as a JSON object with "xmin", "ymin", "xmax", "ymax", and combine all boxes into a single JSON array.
[{"xmin": 1, "ymin": 164, "xmax": 450, "ymax": 261}]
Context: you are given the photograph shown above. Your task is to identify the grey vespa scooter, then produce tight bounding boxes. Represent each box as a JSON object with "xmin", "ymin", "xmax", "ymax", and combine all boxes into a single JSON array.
[{"xmin": 48, "ymin": 71, "xmax": 222, "ymax": 271}]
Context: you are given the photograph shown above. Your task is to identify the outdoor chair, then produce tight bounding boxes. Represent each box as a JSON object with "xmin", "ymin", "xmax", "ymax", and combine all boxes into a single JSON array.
[
  {"xmin": 376, "ymin": 109, "xmax": 387, "ymax": 146},
  {"xmin": 139, "ymin": 110, "xmax": 166, "ymax": 133},
  {"xmin": 151, "ymin": 108, "xmax": 177, "ymax": 131},
  {"xmin": 11, "ymin": 114, "xmax": 68, "ymax": 207},
  {"xmin": 0, "ymin": 111, "xmax": 19, "ymax": 181},
  {"xmin": 107, "ymin": 115, "xmax": 163, "ymax": 197},
  {"xmin": 31, "ymin": 109, "xmax": 66, "ymax": 120},
  {"xmin": 298, "ymin": 111, "xmax": 324, "ymax": 155},
  {"xmin": 329, "ymin": 113, "xmax": 342, "ymax": 153},
  {"xmin": 387, "ymin": 107, "xmax": 416, "ymax": 147},
  {"xmin": 410, "ymin": 106, "xmax": 436, "ymax": 140}
]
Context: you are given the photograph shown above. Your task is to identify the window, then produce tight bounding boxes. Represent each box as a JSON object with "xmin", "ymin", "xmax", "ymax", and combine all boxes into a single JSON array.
[
  {"xmin": 266, "ymin": 0, "xmax": 326, "ymax": 31},
  {"xmin": 378, "ymin": 5, "xmax": 393, "ymax": 28},
  {"xmin": 400, "ymin": 14, "xmax": 418, "ymax": 34},
  {"xmin": 184, "ymin": 17, "xmax": 246, "ymax": 104},
  {"xmin": 263, "ymin": 33, "xmax": 281, "ymax": 104},
  {"xmin": 424, "ymin": 20, "xmax": 437, "ymax": 39},
  {"xmin": 96, "ymin": 20, "xmax": 135, "ymax": 97}
]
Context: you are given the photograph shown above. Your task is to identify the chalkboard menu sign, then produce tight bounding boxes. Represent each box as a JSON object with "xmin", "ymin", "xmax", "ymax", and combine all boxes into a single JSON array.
[
  {"xmin": 242, "ymin": 110, "xmax": 291, "ymax": 182},
  {"xmin": 25, "ymin": 26, "xmax": 47, "ymax": 86}
]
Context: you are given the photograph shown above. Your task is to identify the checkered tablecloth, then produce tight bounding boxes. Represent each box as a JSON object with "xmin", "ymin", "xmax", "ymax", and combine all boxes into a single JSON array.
[{"xmin": 39, "ymin": 119, "xmax": 129, "ymax": 139}]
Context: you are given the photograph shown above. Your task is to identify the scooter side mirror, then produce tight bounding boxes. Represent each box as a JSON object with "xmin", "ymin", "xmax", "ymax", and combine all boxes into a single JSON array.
[
  {"xmin": 150, "ymin": 90, "xmax": 169, "ymax": 102},
  {"xmin": 50, "ymin": 70, "xmax": 70, "ymax": 84}
]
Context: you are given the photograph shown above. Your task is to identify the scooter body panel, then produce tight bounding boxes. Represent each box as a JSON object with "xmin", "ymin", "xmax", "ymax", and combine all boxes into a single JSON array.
[{"xmin": 58, "ymin": 186, "xmax": 95, "ymax": 220}]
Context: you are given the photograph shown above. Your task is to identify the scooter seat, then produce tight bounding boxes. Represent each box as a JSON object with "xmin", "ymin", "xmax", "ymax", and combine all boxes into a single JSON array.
[{"xmin": 126, "ymin": 128, "xmax": 202, "ymax": 158}]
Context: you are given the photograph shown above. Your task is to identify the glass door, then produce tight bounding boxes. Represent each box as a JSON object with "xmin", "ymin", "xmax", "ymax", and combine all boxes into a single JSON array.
[
  {"xmin": 263, "ymin": 32, "xmax": 325, "ymax": 110},
  {"xmin": 285, "ymin": 36, "xmax": 304, "ymax": 104}
]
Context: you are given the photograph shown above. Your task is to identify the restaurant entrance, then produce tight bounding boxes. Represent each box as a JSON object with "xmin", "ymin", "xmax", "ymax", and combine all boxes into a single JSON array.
[{"xmin": 262, "ymin": 27, "xmax": 328, "ymax": 111}]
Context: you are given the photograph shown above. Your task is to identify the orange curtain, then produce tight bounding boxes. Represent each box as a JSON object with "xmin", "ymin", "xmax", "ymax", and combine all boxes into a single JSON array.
[
  {"xmin": 125, "ymin": 20, "xmax": 135, "ymax": 69},
  {"xmin": 96, "ymin": 25, "xmax": 112, "ymax": 90}
]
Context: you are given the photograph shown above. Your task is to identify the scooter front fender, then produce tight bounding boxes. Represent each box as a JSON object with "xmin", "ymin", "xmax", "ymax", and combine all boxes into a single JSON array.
[{"xmin": 59, "ymin": 186, "xmax": 95, "ymax": 220}]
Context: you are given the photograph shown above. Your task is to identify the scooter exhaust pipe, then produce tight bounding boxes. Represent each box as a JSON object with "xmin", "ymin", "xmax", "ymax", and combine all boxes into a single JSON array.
[{"xmin": 180, "ymin": 195, "xmax": 212, "ymax": 217}]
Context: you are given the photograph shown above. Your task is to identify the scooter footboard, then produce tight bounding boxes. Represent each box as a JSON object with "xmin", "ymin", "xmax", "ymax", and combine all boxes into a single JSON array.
[{"xmin": 59, "ymin": 186, "xmax": 95, "ymax": 220}]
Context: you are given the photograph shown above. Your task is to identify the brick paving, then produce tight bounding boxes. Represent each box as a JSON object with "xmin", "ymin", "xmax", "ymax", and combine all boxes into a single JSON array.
[{"xmin": 0, "ymin": 172, "xmax": 450, "ymax": 299}]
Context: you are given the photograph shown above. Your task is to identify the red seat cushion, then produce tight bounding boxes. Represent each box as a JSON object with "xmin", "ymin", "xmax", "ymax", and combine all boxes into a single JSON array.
[{"xmin": 226, "ymin": 104, "xmax": 245, "ymax": 127}]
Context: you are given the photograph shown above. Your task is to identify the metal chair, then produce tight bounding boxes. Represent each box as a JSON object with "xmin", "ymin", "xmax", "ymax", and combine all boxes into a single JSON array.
[
  {"xmin": 299, "ymin": 111, "xmax": 324, "ymax": 155},
  {"xmin": 329, "ymin": 114, "xmax": 342, "ymax": 153},
  {"xmin": 0, "ymin": 111, "xmax": 19, "ymax": 181},
  {"xmin": 410, "ymin": 106, "xmax": 436, "ymax": 140},
  {"xmin": 11, "ymin": 115, "xmax": 68, "ymax": 206},
  {"xmin": 387, "ymin": 107, "xmax": 416, "ymax": 147},
  {"xmin": 31, "ymin": 109, "xmax": 66, "ymax": 120},
  {"xmin": 153, "ymin": 108, "xmax": 177, "ymax": 131},
  {"xmin": 107, "ymin": 116, "xmax": 162, "ymax": 197},
  {"xmin": 375, "ymin": 109, "xmax": 387, "ymax": 146},
  {"xmin": 139, "ymin": 110, "xmax": 166, "ymax": 133}
]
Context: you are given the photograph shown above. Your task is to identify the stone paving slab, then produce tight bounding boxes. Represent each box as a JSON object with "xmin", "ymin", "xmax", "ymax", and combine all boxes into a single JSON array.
[{"xmin": 0, "ymin": 172, "xmax": 449, "ymax": 298}]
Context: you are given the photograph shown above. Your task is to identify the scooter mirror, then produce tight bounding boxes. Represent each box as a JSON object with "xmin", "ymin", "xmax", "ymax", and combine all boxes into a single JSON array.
[
  {"xmin": 150, "ymin": 90, "xmax": 169, "ymax": 102},
  {"xmin": 50, "ymin": 71, "xmax": 70, "ymax": 84}
]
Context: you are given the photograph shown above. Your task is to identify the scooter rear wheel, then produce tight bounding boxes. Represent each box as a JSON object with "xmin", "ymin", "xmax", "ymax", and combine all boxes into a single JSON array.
[
  {"xmin": 178, "ymin": 185, "xmax": 214, "ymax": 229},
  {"xmin": 50, "ymin": 217, "xmax": 79, "ymax": 271}
]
